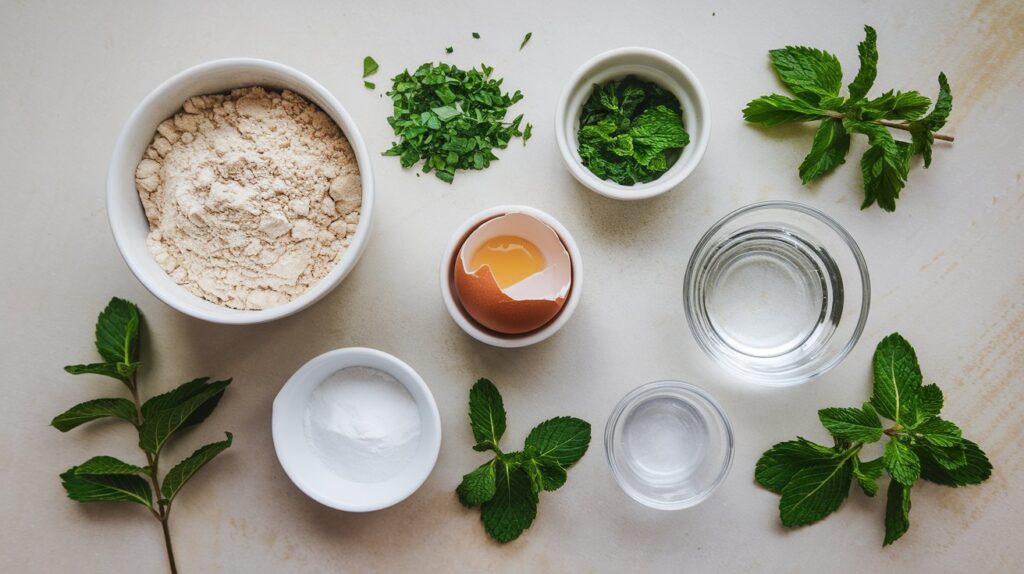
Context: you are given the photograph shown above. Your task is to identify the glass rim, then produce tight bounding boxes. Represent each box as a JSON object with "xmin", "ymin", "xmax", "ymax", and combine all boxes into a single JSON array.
[
  {"xmin": 683, "ymin": 200, "xmax": 871, "ymax": 386},
  {"xmin": 604, "ymin": 380, "xmax": 735, "ymax": 510}
]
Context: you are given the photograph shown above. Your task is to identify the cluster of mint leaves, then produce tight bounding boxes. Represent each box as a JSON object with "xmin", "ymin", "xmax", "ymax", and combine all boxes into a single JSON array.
[
  {"xmin": 456, "ymin": 379, "xmax": 591, "ymax": 543},
  {"xmin": 743, "ymin": 25, "xmax": 953, "ymax": 211},
  {"xmin": 577, "ymin": 76, "xmax": 690, "ymax": 186},
  {"xmin": 53, "ymin": 298, "xmax": 232, "ymax": 574},
  {"xmin": 756, "ymin": 333, "xmax": 992, "ymax": 545},
  {"xmin": 383, "ymin": 62, "xmax": 531, "ymax": 183}
]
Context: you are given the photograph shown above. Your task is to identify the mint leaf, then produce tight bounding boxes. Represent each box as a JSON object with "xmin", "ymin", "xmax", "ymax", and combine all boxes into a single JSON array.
[
  {"xmin": 522, "ymin": 123, "xmax": 532, "ymax": 144},
  {"xmin": 847, "ymin": 25, "xmax": 877, "ymax": 101},
  {"xmin": 768, "ymin": 46, "xmax": 843, "ymax": 105},
  {"xmin": 51, "ymin": 398, "xmax": 137, "ymax": 432},
  {"xmin": 519, "ymin": 32, "xmax": 532, "ymax": 50},
  {"xmin": 918, "ymin": 73, "xmax": 953, "ymax": 132},
  {"xmin": 524, "ymin": 416, "xmax": 591, "ymax": 467},
  {"xmin": 364, "ymin": 81, "xmax": 375, "ymax": 90},
  {"xmin": 859, "ymin": 140, "xmax": 910, "ymax": 211},
  {"xmin": 918, "ymin": 439, "xmax": 991, "ymax": 486},
  {"xmin": 883, "ymin": 91, "xmax": 932, "ymax": 120},
  {"xmin": 161, "ymin": 432, "xmax": 232, "ymax": 502},
  {"xmin": 915, "ymin": 417, "xmax": 962, "ymax": 447},
  {"xmin": 61, "ymin": 466, "xmax": 152, "ymax": 508},
  {"xmin": 141, "ymin": 377, "xmax": 229, "ymax": 428},
  {"xmin": 529, "ymin": 457, "xmax": 567, "ymax": 492},
  {"xmin": 94, "ymin": 297, "xmax": 141, "ymax": 366},
  {"xmin": 884, "ymin": 438, "xmax": 921, "ymax": 485},
  {"xmin": 755, "ymin": 438, "xmax": 839, "ymax": 493},
  {"xmin": 480, "ymin": 460, "xmax": 537, "ymax": 543},
  {"xmin": 798, "ymin": 118, "xmax": 850, "ymax": 183},
  {"xmin": 853, "ymin": 457, "xmax": 884, "ymax": 497},
  {"xmin": 917, "ymin": 384, "xmax": 943, "ymax": 420},
  {"xmin": 75, "ymin": 456, "xmax": 148, "ymax": 476},
  {"xmin": 818, "ymin": 403, "xmax": 883, "ymax": 443},
  {"xmin": 469, "ymin": 378, "xmax": 506, "ymax": 451},
  {"xmin": 742, "ymin": 94, "xmax": 828, "ymax": 125},
  {"xmin": 139, "ymin": 380, "xmax": 230, "ymax": 455},
  {"xmin": 457, "ymin": 459, "xmax": 497, "ymax": 507},
  {"xmin": 884, "ymin": 480, "xmax": 912, "ymax": 545},
  {"xmin": 64, "ymin": 362, "xmax": 136, "ymax": 383},
  {"xmin": 778, "ymin": 458, "xmax": 853, "ymax": 527},
  {"xmin": 909, "ymin": 73, "xmax": 952, "ymax": 167},
  {"xmin": 362, "ymin": 56, "xmax": 378, "ymax": 78},
  {"xmin": 630, "ymin": 105, "xmax": 690, "ymax": 165},
  {"xmin": 870, "ymin": 333, "xmax": 923, "ymax": 424}
]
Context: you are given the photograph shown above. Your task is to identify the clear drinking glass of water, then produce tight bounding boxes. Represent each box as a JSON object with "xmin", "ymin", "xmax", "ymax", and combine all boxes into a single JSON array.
[
  {"xmin": 605, "ymin": 381, "xmax": 734, "ymax": 510},
  {"xmin": 684, "ymin": 201, "xmax": 870, "ymax": 386}
]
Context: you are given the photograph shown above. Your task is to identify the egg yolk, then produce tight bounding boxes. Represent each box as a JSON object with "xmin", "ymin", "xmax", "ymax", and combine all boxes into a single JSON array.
[{"xmin": 469, "ymin": 235, "xmax": 546, "ymax": 288}]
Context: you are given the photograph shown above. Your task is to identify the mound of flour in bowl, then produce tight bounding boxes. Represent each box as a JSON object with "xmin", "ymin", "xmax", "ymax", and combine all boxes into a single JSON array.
[{"xmin": 135, "ymin": 87, "xmax": 362, "ymax": 310}]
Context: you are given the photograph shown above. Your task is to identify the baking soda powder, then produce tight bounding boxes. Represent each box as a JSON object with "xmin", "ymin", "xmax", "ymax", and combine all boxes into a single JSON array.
[{"xmin": 304, "ymin": 367, "xmax": 421, "ymax": 483}]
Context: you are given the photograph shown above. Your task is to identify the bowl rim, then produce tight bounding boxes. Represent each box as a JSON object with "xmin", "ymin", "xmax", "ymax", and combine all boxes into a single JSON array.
[
  {"xmin": 439, "ymin": 205, "xmax": 583, "ymax": 348},
  {"xmin": 682, "ymin": 200, "xmax": 872, "ymax": 386},
  {"xmin": 271, "ymin": 347, "xmax": 442, "ymax": 512},
  {"xmin": 554, "ymin": 46, "xmax": 711, "ymax": 201},
  {"xmin": 604, "ymin": 379, "xmax": 735, "ymax": 510},
  {"xmin": 106, "ymin": 57, "xmax": 375, "ymax": 324}
]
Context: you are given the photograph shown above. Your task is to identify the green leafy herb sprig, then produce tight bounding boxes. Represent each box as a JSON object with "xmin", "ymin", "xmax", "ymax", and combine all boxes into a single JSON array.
[
  {"xmin": 756, "ymin": 333, "xmax": 991, "ymax": 545},
  {"xmin": 577, "ymin": 76, "xmax": 690, "ymax": 186},
  {"xmin": 53, "ymin": 298, "xmax": 233, "ymax": 574},
  {"xmin": 457, "ymin": 379, "xmax": 591, "ymax": 543},
  {"xmin": 383, "ymin": 62, "xmax": 531, "ymax": 183},
  {"xmin": 743, "ymin": 25, "xmax": 954, "ymax": 211}
]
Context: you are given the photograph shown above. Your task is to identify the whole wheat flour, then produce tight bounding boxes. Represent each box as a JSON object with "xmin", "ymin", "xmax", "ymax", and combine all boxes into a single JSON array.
[{"xmin": 135, "ymin": 87, "xmax": 361, "ymax": 310}]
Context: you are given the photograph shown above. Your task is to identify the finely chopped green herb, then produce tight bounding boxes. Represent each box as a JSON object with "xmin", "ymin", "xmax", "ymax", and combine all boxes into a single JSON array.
[
  {"xmin": 383, "ymin": 62, "xmax": 529, "ymax": 183},
  {"xmin": 577, "ymin": 76, "xmax": 690, "ymax": 185}
]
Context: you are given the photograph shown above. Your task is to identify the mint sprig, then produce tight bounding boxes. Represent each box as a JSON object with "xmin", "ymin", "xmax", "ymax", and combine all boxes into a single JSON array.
[
  {"xmin": 755, "ymin": 333, "xmax": 992, "ymax": 545},
  {"xmin": 456, "ymin": 379, "xmax": 591, "ymax": 543},
  {"xmin": 53, "ymin": 298, "xmax": 233, "ymax": 573},
  {"xmin": 743, "ymin": 25, "xmax": 955, "ymax": 211}
]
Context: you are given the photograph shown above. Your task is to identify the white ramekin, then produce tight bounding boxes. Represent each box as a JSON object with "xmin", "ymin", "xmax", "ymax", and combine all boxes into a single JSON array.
[
  {"xmin": 439, "ymin": 205, "xmax": 583, "ymax": 348},
  {"xmin": 272, "ymin": 347, "xmax": 441, "ymax": 512},
  {"xmin": 107, "ymin": 58, "xmax": 374, "ymax": 324},
  {"xmin": 555, "ymin": 47, "xmax": 710, "ymax": 201}
]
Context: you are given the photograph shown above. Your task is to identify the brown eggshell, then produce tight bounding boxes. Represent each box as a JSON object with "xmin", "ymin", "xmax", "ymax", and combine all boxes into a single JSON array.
[{"xmin": 454, "ymin": 262, "xmax": 566, "ymax": 334}]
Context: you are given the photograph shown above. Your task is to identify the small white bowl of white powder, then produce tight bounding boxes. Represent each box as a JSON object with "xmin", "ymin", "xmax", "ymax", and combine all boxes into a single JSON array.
[
  {"xmin": 272, "ymin": 347, "xmax": 441, "ymax": 512},
  {"xmin": 107, "ymin": 58, "xmax": 374, "ymax": 324}
]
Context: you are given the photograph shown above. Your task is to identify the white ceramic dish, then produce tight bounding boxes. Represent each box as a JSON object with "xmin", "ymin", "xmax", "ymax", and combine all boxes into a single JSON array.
[
  {"xmin": 555, "ymin": 47, "xmax": 711, "ymax": 200},
  {"xmin": 272, "ymin": 347, "xmax": 441, "ymax": 512},
  {"xmin": 107, "ymin": 58, "xmax": 375, "ymax": 324},
  {"xmin": 440, "ymin": 205, "xmax": 583, "ymax": 348}
]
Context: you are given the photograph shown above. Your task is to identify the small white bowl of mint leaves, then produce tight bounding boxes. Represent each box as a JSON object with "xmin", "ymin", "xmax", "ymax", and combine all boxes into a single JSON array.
[
  {"xmin": 272, "ymin": 347, "xmax": 441, "ymax": 512},
  {"xmin": 555, "ymin": 47, "xmax": 710, "ymax": 200}
]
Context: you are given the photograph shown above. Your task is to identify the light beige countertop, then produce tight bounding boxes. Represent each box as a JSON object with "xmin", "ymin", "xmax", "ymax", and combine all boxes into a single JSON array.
[{"xmin": 2, "ymin": 0, "xmax": 1022, "ymax": 571}]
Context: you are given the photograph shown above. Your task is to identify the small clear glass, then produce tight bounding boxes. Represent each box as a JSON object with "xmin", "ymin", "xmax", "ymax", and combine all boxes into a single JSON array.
[
  {"xmin": 605, "ymin": 381, "xmax": 734, "ymax": 510},
  {"xmin": 684, "ymin": 201, "xmax": 870, "ymax": 386}
]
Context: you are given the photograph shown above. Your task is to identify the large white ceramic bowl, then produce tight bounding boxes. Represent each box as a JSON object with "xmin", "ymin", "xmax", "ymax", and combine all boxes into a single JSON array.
[
  {"xmin": 107, "ymin": 58, "xmax": 374, "ymax": 324},
  {"xmin": 555, "ymin": 47, "xmax": 710, "ymax": 201},
  {"xmin": 272, "ymin": 347, "xmax": 441, "ymax": 512}
]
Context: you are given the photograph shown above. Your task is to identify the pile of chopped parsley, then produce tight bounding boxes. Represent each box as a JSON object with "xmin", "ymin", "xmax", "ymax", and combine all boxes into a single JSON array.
[
  {"xmin": 383, "ymin": 62, "xmax": 531, "ymax": 183},
  {"xmin": 576, "ymin": 76, "xmax": 689, "ymax": 185}
]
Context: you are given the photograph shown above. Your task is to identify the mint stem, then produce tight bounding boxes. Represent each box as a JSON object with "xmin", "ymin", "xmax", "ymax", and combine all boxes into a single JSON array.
[
  {"xmin": 129, "ymin": 375, "xmax": 178, "ymax": 574},
  {"xmin": 877, "ymin": 118, "xmax": 955, "ymax": 142},
  {"xmin": 824, "ymin": 111, "xmax": 954, "ymax": 142}
]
